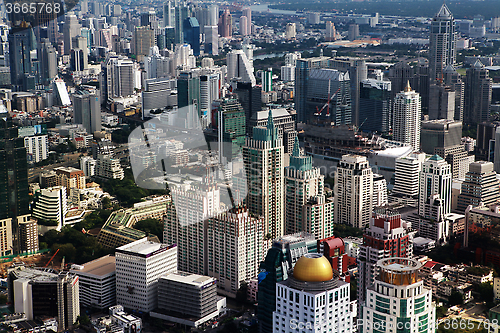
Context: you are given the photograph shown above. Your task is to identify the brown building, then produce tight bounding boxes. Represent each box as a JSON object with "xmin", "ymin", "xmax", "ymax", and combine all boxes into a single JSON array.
[{"xmin": 19, "ymin": 217, "xmax": 39, "ymax": 254}]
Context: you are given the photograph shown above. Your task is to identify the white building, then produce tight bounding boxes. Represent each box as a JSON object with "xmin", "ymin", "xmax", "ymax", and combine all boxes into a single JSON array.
[
  {"xmin": 70, "ymin": 255, "xmax": 116, "ymax": 310},
  {"xmin": 372, "ymin": 174, "xmax": 388, "ymax": 208},
  {"xmin": 392, "ymin": 152, "xmax": 426, "ymax": 198},
  {"xmin": 24, "ymin": 135, "xmax": 48, "ymax": 163},
  {"xmin": 494, "ymin": 277, "xmax": 500, "ymax": 302},
  {"xmin": 115, "ymin": 238, "xmax": 177, "ymax": 312},
  {"xmin": 207, "ymin": 207, "xmax": 264, "ymax": 298},
  {"xmin": 285, "ymin": 23, "xmax": 296, "ymax": 40},
  {"xmin": 361, "ymin": 258, "xmax": 436, "ymax": 333},
  {"xmin": 393, "ymin": 82, "xmax": 421, "ymax": 152},
  {"xmin": 417, "ymin": 194, "xmax": 450, "ymax": 245},
  {"xmin": 419, "ymin": 155, "xmax": 452, "ymax": 216},
  {"xmin": 273, "ymin": 253, "xmax": 351, "ymax": 333},
  {"xmin": 334, "ymin": 154, "xmax": 373, "ymax": 229},
  {"xmin": 106, "ymin": 56, "xmax": 135, "ymax": 100},
  {"xmin": 32, "ymin": 186, "xmax": 68, "ymax": 230},
  {"xmin": 227, "ymin": 50, "xmax": 256, "ymax": 86},
  {"xmin": 80, "ymin": 156, "xmax": 96, "ymax": 177},
  {"xmin": 280, "ymin": 65, "xmax": 295, "ymax": 82},
  {"xmin": 96, "ymin": 155, "xmax": 124, "ymax": 180}
]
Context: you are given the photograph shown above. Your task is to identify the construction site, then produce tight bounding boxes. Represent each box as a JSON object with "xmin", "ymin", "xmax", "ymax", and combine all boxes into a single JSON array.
[{"xmin": 0, "ymin": 250, "xmax": 64, "ymax": 278}]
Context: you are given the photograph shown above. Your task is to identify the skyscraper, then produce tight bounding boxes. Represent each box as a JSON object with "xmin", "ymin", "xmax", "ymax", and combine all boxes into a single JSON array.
[
  {"xmin": 393, "ymin": 82, "xmax": 421, "ymax": 152},
  {"xmin": 212, "ymin": 97, "xmax": 246, "ymax": 161},
  {"xmin": 242, "ymin": 7, "xmax": 252, "ymax": 35},
  {"xmin": 325, "ymin": 21, "xmax": 336, "ymax": 41},
  {"xmin": 218, "ymin": 9, "xmax": 232, "ymax": 38},
  {"xmin": 72, "ymin": 90, "xmax": 102, "ymax": 134},
  {"xmin": 234, "ymin": 82, "xmax": 262, "ymax": 136},
  {"xmin": 464, "ymin": 60, "xmax": 492, "ymax": 124},
  {"xmin": 105, "ymin": 55, "xmax": 135, "ymax": 101},
  {"xmin": 334, "ymin": 154, "xmax": 373, "ymax": 229},
  {"xmin": 243, "ymin": 110, "xmax": 285, "ymax": 240},
  {"xmin": 174, "ymin": 2, "xmax": 190, "ymax": 44},
  {"xmin": 226, "ymin": 50, "xmax": 256, "ymax": 86},
  {"xmin": 183, "ymin": 17, "xmax": 200, "ymax": 56},
  {"xmin": 38, "ymin": 38, "xmax": 57, "ymax": 87},
  {"xmin": 239, "ymin": 16, "xmax": 248, "ymax": 36},
  {"xmin": 262, "ymin": 69, "xmax": 272, "ymax": 92},
  {"xmin": 392, "ymin": 152, "xmax": 426, "ymax": 199},
  {"xmin": 163, "ymin": 0, "xmax": 175, "ymax": 27},
  {"xmin": 428, "ymin": 84, "xmax": 455, "ymax": 120},
  {"xmin": 285, "ymin": 23, "xmax": 296, "ymax": 40},
  {"xmin": 8, "ymin": 24, "xmax": 38, "ymax": 92},
  {"xmin": 132, "ymin": 27, "xmax": 155, "ymax": 60},
  {"xmin": 358, "ymin": 209, "xmax": 413, "ymax": 307},
  {"xmin": 177, "ymin": 69, "xmax": 201, "ymax": 116},
  {"xmin": 419, "ymin": 155, "xmax": 452, "ymax": 216},
  {"xmin": 348, "ymin": 23, "xmax": 359, "ymax": 41},
  {"xmin": 443, "ymin": 65, "xmax": 465, "ymax": 122},
  {"xmin": 204, "ymin": 26, "xmax": 219, "ymax": 55},
  {"xmin": 429, "ymin": 4, "xmax": 456, "ymax": 83},
  {"xmin": 285, "ymin": 138, "xmax": 333, "ymax": 239},
  {"xmin": 359, "ymin": 78, "xmax": 392, "ymax": 133},
  {"xmin": 457, "ymin": 161, "xmax": 500, "ymax": 212},
  {"xmin": 63, "ymin": 14, "xmax": 80, "ymax": 55}
]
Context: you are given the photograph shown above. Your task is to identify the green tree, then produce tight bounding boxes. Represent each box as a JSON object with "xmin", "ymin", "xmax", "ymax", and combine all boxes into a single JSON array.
[
  {"xmin": 435, "ymin": 306, "xmax": 448, "ymax": 318},
  {"xmin": 134, "ymin": 218, "xmax": 163, "ymax": 241},
  {"xmin": 448, "ymin": 291, "xmax": 463, "ymax": 306},
  {"xmin": 0, "ymin": 294, "xmax": 7, "ymax": 305},
  {"xmin": 236, "ymin": 281, "xmax": 249, "ymax": 304},
  {"xmin": 101, "ymin": 197, "xmax": 112, "ymax": 209}
]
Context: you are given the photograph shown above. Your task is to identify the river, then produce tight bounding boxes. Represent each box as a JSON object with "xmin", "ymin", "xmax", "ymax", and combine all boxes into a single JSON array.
[{"xmin": 249, "ymin": 4, "xmax": 297, "ymax": 15}]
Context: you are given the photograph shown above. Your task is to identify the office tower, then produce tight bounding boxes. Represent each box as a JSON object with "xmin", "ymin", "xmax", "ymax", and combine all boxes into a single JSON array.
[
  {"xmin": 242, "ymin": 7, "xmax": 252, "ymax": 35},
  {"xmin": 227, "ymin": 50, "xmax": 256, "ymax": 86},
  {"xmin": 418, "ymin": 194, "xmax": 450, "ymax": 245},
  {"xmin": 163, "ymin": 0, "xmax": 175, "ymax": 27},
  {"xmin": 358, "ymin": 209, "xmax": 413, "ymax": 306},
  {"xmin": 8, "ymin": 24, "xmax": 38, "ymax": 92},
  {"xmin": 8, "ymin": 268, "xmax": 80, "ymax": 330},
  {"xmin": 63, "ymin": 14, "xmax": 80, "ymax": 55},
  {"xmin": 71, "ymin": 49, "xmax": 87, "ymax": 72},
  {"xmin": 373, "ymin": 174, "xmax": 388, "ymax": 208},
  {"xmin": 142, "ymin": 78, "xmax": 177, "ymax": 118},
  {"xmin": 243, "ymin": 111, "xmax": 285, "ymax": 240},
  {"xmin": 325, "ymin": 21, "xmax": 336, "ymax": 41},
  {"xmin": 457, "ymin": 161, "xmax": 500, "ymax": 212},
  {"xmin": 388, "ymin": 61, "xmax": 429, "ymax": 112},
  {"xmin": 204, "ymin": 26, "xmax": 219, "ymax": 55},
  {"xmin": 249, "ymin": 109, "xmax": 296, "ymax": 155},
  {"xmin": 348, "ymin": 23, "xmax": 359, "ymax": 41},
  {"xmin": 420, "ymin": 120, "xmax": 461, "ymax": 155},
  {"xmin": 24, "ymin": 135, "xmax": 48, "ymax": 163},
  {"xmin": 335, "ymin": 154, "xmax": 373, "ymax": 229},
  {"xmin": 359, "ymin": 78, "xmax": 392, "ymax": 133},
  {"xmin": 106, "ymin": 56, "xmax": 134, "ymax": 101},
  {"xmin": 208, "ymin": 5, "xmax": 219, "ymax": 26},
  {"xmin": 70, "ymin": 255, "xmax": 116, "ymax": 310},
  {"xmin": 429, "ymin": 4, "xmax": 456, "ymax": 82},
  {"xmin": 443, "ymin": 65, "xmax": 465, "ymax": 122},
  {"xmin": 115, "ymin": 238, "xmax": 177, "ymax": 312},
  {"xmin": 200, "ymin": 69, "xmax": 223, "ymax": 125},
  {"xmin": 18, "ymin": 217, "xmax": 38, "ymax": 254},
  {"xmin": 428, "ymin": 84, "xmax": 455, "ymax": 120},
  {"xmin": 72, "ymin": 90, "xmax": 101, "ymax": 134},
  {"xmin": 285, "ymin": 23, "xmax": 296, "ymax": 40},
  {"xmin": 361, "ymin": 258, "xmax": 435, "ymax": 333},
  {"xmin": 218, "ymin": 9, "xmax": 232, "ymax": 38},
  {"xmin": 212, "ymin": 97, "xmax": 246, "ymax": 161},
  {"xmin": 273, "ymin": 254, "xmax": 352, "ymax": 333},
  {"xmin": 419, "ymin": 155, "xmax": 452, "ymax": 216},
  {"xmin": 38, "ymin": 38, "xmax": 57, "ymax": 87},
  {"xmin": 132, "ymin": 27, "xmax": 155, "ymax": 60},
  {"xmin": 295, "ymin": 57, "xmax": 329, "ymax": 123},
  {"xmin": 262, "ymin": 69, "xmax": 272, "ymax": 92},
  {"xmin": 183, "ymin": 17, "xmax": 200, "ymax": 56},
  {"xmin": 178, "ymin": 69, "xmax": 201, "ymax": 116},
  {"xmin": 234, "ymin": 82, "xmax": 262, "ymax": 135},
  {"xmin": 32, "ymin": 186, "xmax": 68, "ymax": 230},
  {"xmin": 393, "ymin": 82, "xmax": 421, "ymax": 152},
  {"xmin": 140, "ymin": 10, "xmax": 157, "ymax": 27},
  {"xmin": 240, "ymin": 16, "xmax": 248, "ymax": 36},
  {"xmin": 285, "ymin": 138, "xmax": 333, "ymax": 239},
  {"xmin": 145, "ymin": 47, "xmax": 172, "ymax": 79},
  {"xmin": 207, "ymin": 207, "xmax": 264, "ymax": 298},
  {"xmin": 464, "ymin": 60, "xmax": 492, "ymax": 124},
  {"xmin": 308, "ymin": 12, "xmax": 320, "ymax": 24},
  {"xmin": 392, "ymin": 152, "xmax": 426, "ymax": 199},
  {"xmin": 175, "ymin": 2, "xmax": 190, "ymax": 44},
  {"xmin": 306, "ymin": 68, "xmax": 351, "ymax": 125},
  {"xmin": 281, "ymin": 65, "xmax": 295, "ymax": 82}
]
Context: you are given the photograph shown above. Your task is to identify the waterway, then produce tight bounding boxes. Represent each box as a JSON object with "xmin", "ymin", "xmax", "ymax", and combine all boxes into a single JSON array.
[
  {"xmin": 249, "ymin": 4, "xmax": 297, "ymax": 15},
  {"xmin": 253, "ymin": 52, "xmax": 287, "ymax": 60}
]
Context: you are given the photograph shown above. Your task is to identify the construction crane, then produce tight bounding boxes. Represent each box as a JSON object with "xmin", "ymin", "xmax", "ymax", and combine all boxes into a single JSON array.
[
  {"xmin": 314, "ymin": 87, "xmax": 341, "ymax": 117},
  {"xmin": 44, "ymin": 249, "xmax": 59, "ymax": 268}
]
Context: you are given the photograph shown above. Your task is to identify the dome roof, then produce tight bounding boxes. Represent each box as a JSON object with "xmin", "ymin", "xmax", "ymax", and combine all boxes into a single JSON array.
[{"xmin": 293, "ymin": 253, "xmax": 333, "ymax": 282}]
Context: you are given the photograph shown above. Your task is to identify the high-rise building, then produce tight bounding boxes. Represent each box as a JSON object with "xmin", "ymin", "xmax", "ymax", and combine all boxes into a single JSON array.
[
  {"xmin": 218, "ymin": 9, "xmax": 232, "ymax": 38},
  {"xmin": 359, "ymin": 78, "xmax": 392, "ymax": 133},
  {"xmin": 239, "ymin": 16, "xmax": 248, "ymax": 36},
  {"xmin": 273, "ymin": 254, "xmax": 352, "ymax": 333},
  {"xmin": 457, "ymin": 161, "xmax": 500, "ymax": 212},
  {"xmin": 429, "ymin": 4, "xmax": 456, "ymax": 83},
  {"xmin": 262, "ymin": 69, "xmax": 272, "ymax": 92},
  {"xmin": 204, "ymin": 26, "xmax": 219, "ymax": 55},
  {"xmin": 18, "ymin": 216, "xmax": 38, "ymax": 254},
  {"xmin": 115, "ymin": 238, "xmax": 177, "ymax": 312},
  {"xmin": 358, "ymin": 209, "xmax": 413, "ymax": 306},
  {"xmin": 419, "ymin": 155, "xmax": 452, "ymax": 216},
  {"xmin": 285, "ymin": 23, "xmax": 296, "ymax": 40},
  {"xmin": 132, "ymin": 26, "xmax": 155, "ymax": 60},
  {"xmin": 348, "ymin": 23, "xmax": 359, "ymax": 41},
  {"xmin": 183, "ymin": 17, "xmax": 200, "ymax": 56},
  {"xmin": 417, "ymin": 194, "xmax": 450, "ymax": 245},
  {"xmin": 420, "ymin": 120, "xmax": 461, "ymax": 155},
  {"xmin": 317, "ymin": 236, "xmax": 352, "ymax": 281},
  {"xmin": 361, "ymin": 258, "xmax": 435, "ymax": 333},
  {"xmin": 24, "ymin": 135, "xmax": 49, "ymax": 163},
  {"xmin": 212, "ymin": 97, "xmax": 246, "ymax": 161},
  {"xmin": 8, "ymin": 24, "xmax": 39, "ymax": 92},
  {"xmin": 306, "ymin": 68, "xmax": 351, "ymax": 125},
  {"xmin": 178, "ymin": 69, "xmax": 201, "ymax": 116},
  {"xmin": 325, "ymin": 21, "xmax": 336, "ymax": 41},
  {"xmin": 388, "ymin": 61, "xmax": 429, "ymax": 114},
  {"xmin": 393, "ymin": 82, "xmax": 421, "ymax": 152},
  {"xmin": 464, "ymin": 60, "xmax": 492, "ymax": 124},
  {"xmin": 428, "ymin": 84, "xmax": 455, "ymax": 120},
  {"xmin": 32, "ymin": 186, "xmax": 68, "ymax": 230},
  {"xmin": 443, "ymin": 65, "xmax": 464, "ymax": 122},
  {"xmin": 285, "ymin": 138, "xmax": 333, "ymax": 239},
  {"xmin": 334, "ymin": 154, "xmax": 373, "ymax": 229},
  {"xmin": 163, "ymin": 0, "xmax": 175, "ymax": 27},
  {"xmin": 392, "ymin": 152, "xmax": 426, "ymax": 199},
  {"xmin": 242, "ymin": 7, "xmax": 252, "ymax": 35},
  {"xmin": 95, "ymin": 155, "xmax": 124, "ymax": 180},
  {"xmin": 243, "ymin": 110, "xmax": 285, "ymax": 240},
  {"xmin": 227, "ymin": 50, "xmax": 256, "ymax": 86},
  {"xmin": 373, "ymin": 174, "xmax": 388, "ymax": 208},
  {"xmin": 234, "ymin": 82, "xmax": 262, "ymax": 135},
  {"xmin": 175, "ymin": 2, "xmax": 190, "ymax": 44},
  {"xmin": 72, "ymin": 90, "xmax": 102, "ymax": 134},
  {"xmin": 63, "ymin": 14, "xmax": 80, "ymax": 55},
  {"xmin": 200, "ymin": 71, "xmax": 222, "ymax": 125},
  {"xmin": 207, "ymin": 207, "xmax": 264, "ymax": 298},
  {"xmin": 38, "ymin": 38, "xmax": 57, "ymax": 86},
  {"xmin": 105, "ymin": 56, "xmax": 135, "ymax": 100}
]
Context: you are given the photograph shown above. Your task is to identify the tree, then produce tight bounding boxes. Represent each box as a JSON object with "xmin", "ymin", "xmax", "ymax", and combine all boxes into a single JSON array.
[
  {"xmin": 0, "ymin": 294, "xmax": 7, "ymax": 305},
  {"xmin": 476, "ymin": 282, "xmax": 494, "ymax": 303},
  {"xmin": 448, "ymin": 291, "xmax": 463, "ymax": 306},
  {"xmin": 101, "ymin": 197, "xmax": 112, "ymax": 209},
  {"xmin": 436, "ymin": 306, "xmax": 448, "ymax": 318},
  {"xmin": 76, "ymin": 314, "xmax": 90, "ymax": 326},
  {"xmin": 236, "ymin": 281, "xmax": 249, "ymax": 304},
  {"xmin": 134, "ymin": 218, "xmax": 163, "ymax": 241}
]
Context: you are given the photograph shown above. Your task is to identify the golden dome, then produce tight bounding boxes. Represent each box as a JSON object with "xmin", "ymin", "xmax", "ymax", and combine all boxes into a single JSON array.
[{"xmin": 293, "ymin": 254, "xmax": 333, "ymax": 282}]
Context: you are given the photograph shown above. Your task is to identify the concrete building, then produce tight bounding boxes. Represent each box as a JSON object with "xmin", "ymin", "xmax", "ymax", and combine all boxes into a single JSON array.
[
  {"xmin": 428, "ymin": 84, "xmax": 455, "ymax": 120},
  {"xmin": 273, "ymin": 254, "xmax": 351, "ymax": 333},
  {"xmin": 392, "ymin": 152, "xmax": 426, "ymax": 199},
  {"xmin": 419, "ymin": 155, "xmax": 452, "ymax": 216},
  {"xmin": 243, "ymin": 110, "xmax": 285, "ymax": 240},
  {"xmin": 70, "ymin": 255, "xmax": 116, "ymax": 310},
  {"xmin": 393, "ymin": 82, "xmax": 421, "ymax": 152},
  {"xmin": 372, "ymin": 174, "xmax": 388, "ymax": 208},
  {"xmin": 429, "ymin": 4, "xmax": 456, "ymax": 83},
  {"xmin": 334, "ymin": 154, "xmax": 373, "ymax": 229},
  {"xmin": 72, "ymin": 90, "xmax": 102, "ymax": 134},
  {"xmin": 361, "ymin": 258, "xmax": 436, "ymax": 333},
  {"xmin": 96, "ymin": 155, "xmax": 124, "ymax": 180},
  {"xmin": 24, "ymin": 135, "xmax": 48, "ymax": 163},
  {"xmin": 249, "ymin": 108, "xmax": 296, "ymax": 154},
  {"xmin": 18, "ymin": 216, "xmax": 38, "ymax": 254},
  {"xmin": 226, "ymin": 50, "xmax": 256, "ymax": 86},
  {"xmin": 0, "ymin": 217, "xmax": 12, "ymax": 256},
  {"xmin": 464, "ymin": 60, "xmax": 492, "ymax": 124},
  {"xmin": 285, "ymin": 23, "xmax": 296, "ymax": 40},
  {"xmin": 54, "ymin": 167, "xmax": 86, "ymax": 194},
  {"xmin": 32, "ymin": 186, "xmax": 68, "ymax": 230},
  {"xmin": 443, "ymin": 65, "xmax": 464, "ymax": 122},
  {"xmin": 417, "ymin": 194, "xmax": 450, "ymax": 245},
  {"xmin": 457, "ymin": 161, "xmax": 500, "ymax": 212},
  {"xmin": 207, "ymin": 207, "xmax": 264, "ymax": 298},
  {"xmin": 115, "ymin": 238, "xmax": 177, "ymax": 312}
]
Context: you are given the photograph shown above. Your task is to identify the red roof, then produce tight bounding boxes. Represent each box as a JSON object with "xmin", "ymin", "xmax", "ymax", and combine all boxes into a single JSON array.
[
  {"xmin": 423, "ymin": 260, "xmax": 439, "ymax": 268},
  {"xmin": 75, "ymin": 137, "xmax": 84, "ymax": 141}
]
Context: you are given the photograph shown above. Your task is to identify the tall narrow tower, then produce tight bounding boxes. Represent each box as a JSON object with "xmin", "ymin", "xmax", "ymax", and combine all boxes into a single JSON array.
[
  {"xmin": 429, "ymin": 3, "xmax": 456, "ymax": 83},
  {"xmin": 393, "ymin": 82, "xmax": 421, "ymax": 152},
  {"xmin": 418, "ymin": 155, "xmax": 452, "ymax": 216},
  {"xmin": 243, "ymin": 110, "xmax": 285, "ymax": 240}
]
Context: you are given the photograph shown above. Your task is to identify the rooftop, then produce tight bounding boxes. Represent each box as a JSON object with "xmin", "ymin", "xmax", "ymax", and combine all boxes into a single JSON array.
[
  {"xmin": 117, "ymin": 238, "xmax": 164, "ymax": 255},
  {"xmin": 72, "ymin": 255, "xmax": 116, "ymax": 277},
  {"xmin": 161, "ymin": 272, "xmax": 216, "ymax": 287}
]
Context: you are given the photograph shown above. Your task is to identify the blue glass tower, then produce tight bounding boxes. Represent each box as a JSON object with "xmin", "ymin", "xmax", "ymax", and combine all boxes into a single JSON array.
[{"xmin": 183, "ymin": 17, "xmax": 200, "ymax": 56}]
